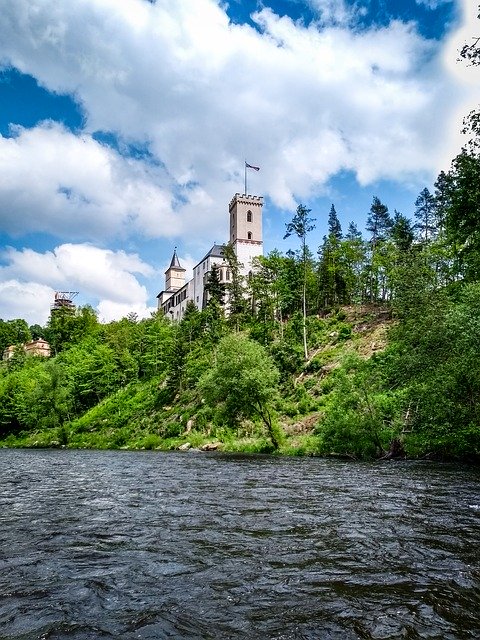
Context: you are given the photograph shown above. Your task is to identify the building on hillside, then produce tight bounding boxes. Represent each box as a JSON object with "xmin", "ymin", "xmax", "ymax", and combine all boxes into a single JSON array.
[
  {"xmin": 24, "ymin": 338, "xmax": 51, "ymax": 358},
  {"xmin": 2, "ymin": 345, "xmax": 16, "ymax": 361},
  {"xmin": 157, "ymin": 193, "xmax": 264, "ymax": 320},
  {"xmin": 2, "ymin": 338, "xmax": 51, "ymax": 361}
]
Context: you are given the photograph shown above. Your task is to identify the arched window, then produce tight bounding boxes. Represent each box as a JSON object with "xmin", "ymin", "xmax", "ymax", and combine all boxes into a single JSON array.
[
  {"xmin": 247, "ymin": 231, "xmax": 252, "ymax": 240},
  {"xmin": 247, "ymin": 210, "xmax": 252, "ymax": 222}
]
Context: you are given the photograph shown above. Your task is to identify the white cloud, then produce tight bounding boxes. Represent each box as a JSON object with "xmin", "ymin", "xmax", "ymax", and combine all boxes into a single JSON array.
[
  {"xmin": 308, "ymin": 0, "xmax": 366, "ymax": 26},
  {"xmin": 0, "ymin": 0, "xmax": 475, "ymax": 228},
  {"xmin": 415, "ymin": 1, "xmax": 452, "ymax": 9},
  {"xmin": 0, "ymin": 243, "xmax": 156, "ymax": 324},
  {"xmin": 0, "ymin": 280, "xmax": 54, "ymax": 326},
  {"xmin": 0, "ymin": 0, "xmax": 478, "ymax": 330},
  {"xmin": 0, "ymin": 122, "xmax": 179, "ymax": 240}
]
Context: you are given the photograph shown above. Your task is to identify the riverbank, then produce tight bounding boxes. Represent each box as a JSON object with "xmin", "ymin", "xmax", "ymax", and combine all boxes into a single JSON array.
[{"xmin": 1, "ymin": 302, "xmax": 479, "ymax": 461}]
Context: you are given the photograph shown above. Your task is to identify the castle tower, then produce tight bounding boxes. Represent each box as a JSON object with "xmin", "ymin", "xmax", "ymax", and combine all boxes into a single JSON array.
[
  {"xmin": 165, "ymin": 248, "xmax": 186, "ymax": 292},
  {"xmin": 229, "ymin": 193, "xmax": 263, "ymax": 270}
]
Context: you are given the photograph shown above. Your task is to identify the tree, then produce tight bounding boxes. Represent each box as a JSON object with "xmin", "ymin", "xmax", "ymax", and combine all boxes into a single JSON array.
[
  {"xmin": 284, "ymin": 204, "xmax": 316, "ymax": 359},
  {"xmin": 0, "ymin": 319, "xmax": 31, "ymax": 354},
  {"xmin": 366, "ymin": 197, "xmax": 392, "ymax": 302},
  {"xmin": 204, "ymin": 263, "xmax": 225, "ymax": 308},
  {"xmin": 459, "ymin": 5, "xmax": 480, "ymax": 153},
  {"xmin": 414, "ymin": 187, "xmax": 437, "ymax": 244},
  {"xmin": 223, "ymin": 243, "xmax": 248, "ymax": 331},
  {"xmin": 199, "ymin": 333, "xmax": 282, "ymax": 449},
  {"xmin": 317, "ymin": 204, "xmax": 347, "ymax": 308},
  {"xmin": 342, "ymin": 222, "xmax": 367, "ymax": 304},
  {"xmin": 46, "ymin": 305, "xmax": 98, "ymax": 353},
  {"xmin": 444, "ymin": 150, "xmax": 480, "ymax": 280},
  {"xmin": 391, "ymin": 210, "xmax": 414, "ymax": 252},
  {"xmin": 327, "ymin": 204, "xmax": 342, "ymax": 240}
]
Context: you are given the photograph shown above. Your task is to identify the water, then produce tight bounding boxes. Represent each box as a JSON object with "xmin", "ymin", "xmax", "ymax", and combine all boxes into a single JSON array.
[{"xmin": 0, "ymin": 450, "xmax": 479, "ymax": 639}]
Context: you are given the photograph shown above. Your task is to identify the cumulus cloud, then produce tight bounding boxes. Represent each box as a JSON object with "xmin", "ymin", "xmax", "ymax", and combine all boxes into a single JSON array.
[
  {"xmin": 0, "ymin": 243, "xmax": 156, "ymax": 324},
  {"xmin": 0, "ymin": 0, "xmax": 474, "ymax": 224},
  {"xmin": 0, "ymin": 0, "xmax": 478, "ymax": 326},
  {"xmin": 308, "ymin": 0, "xmax": 366, "ymax": 26},
  {"xmin": 0, "ymin": 122, "xmax": 180, "ymax": 240},
  {"xmin": 415, "ymin": 1, "xmax": 452, "ymax": 9},
  {"xmin": 0, "ymin": 280, "xmax": 54, "ymax": 326}
]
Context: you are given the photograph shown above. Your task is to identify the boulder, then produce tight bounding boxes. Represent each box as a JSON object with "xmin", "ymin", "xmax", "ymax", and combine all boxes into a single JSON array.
[{"xmin": 200, "ymin": 442, "xmax": 221, "ymax": 451}]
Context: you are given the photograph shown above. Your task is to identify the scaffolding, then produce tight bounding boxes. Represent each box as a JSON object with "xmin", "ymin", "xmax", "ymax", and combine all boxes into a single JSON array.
[{"xmin": 51, "ymin": 291, "xmax": 79, "ymax": 313}]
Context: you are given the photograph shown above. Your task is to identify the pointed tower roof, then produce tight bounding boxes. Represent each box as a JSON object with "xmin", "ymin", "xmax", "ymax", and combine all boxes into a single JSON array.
[{"xmin": 166, "ymin": 248, "xmax": 185, "ymax": 272}]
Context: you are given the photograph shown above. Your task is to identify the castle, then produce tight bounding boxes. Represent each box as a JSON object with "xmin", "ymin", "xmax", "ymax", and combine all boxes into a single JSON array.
[{"xmin": 157, "ymin": 193, "xmax": 264, "ymax": 319}]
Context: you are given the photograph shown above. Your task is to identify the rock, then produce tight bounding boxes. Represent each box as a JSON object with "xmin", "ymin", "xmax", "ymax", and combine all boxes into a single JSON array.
[
  {"xmin": 178, "ymin": 442, "xmax": 191, "ymax": 451},
  {"xmin": 200, "ymin": 442, "xmax": 221, "ymax": 451},
  {"xmin": 185, "ymin": 419, "xmax": 194, "ymax": 434}
]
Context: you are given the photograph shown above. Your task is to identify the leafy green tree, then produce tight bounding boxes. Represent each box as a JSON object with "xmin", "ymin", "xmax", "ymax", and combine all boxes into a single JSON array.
[
  {"xmin": 137, "ymin": 313, "xmax": 174, "ymax": 378},
  {"xmin": 29, "ymin": 324, "xmax": 46, "ymax": 340},
  {"xmin": 391, "ymin": 210, "xmax": 414, "ymax": 252},
  {"xmin": 318, "ymin": 355, "xmax": 399, "ymax": 459},
  {"xmin": 444, "ymin": 150, "xmax": 480, "ymax": 280},
  {"xmin": 46, "ymin": 305, "xmax": 99, "ymax": 353},
  {"xmin": 199, "ymin": 333, "xmax": 282, "ymax": 449},
  {"xmin": 385, "ymin": 283, "xmax": 480, "ymax": 458},
  {"xmin": 284, "ymin": 204, "xmax": 316, "ymax": 359},
  {"xmin": 459, "ymin": 5, "xmax": 480, "ymax": 153},
  {"xmin": 0, "ymin": 319, "xmax": 31, "ymax": 354}
]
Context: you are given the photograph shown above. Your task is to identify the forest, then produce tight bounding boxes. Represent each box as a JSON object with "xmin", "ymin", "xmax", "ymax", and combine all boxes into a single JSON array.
[{"xmin": 1, "ymin": 15, "xmax": 479, "ymax": 460}]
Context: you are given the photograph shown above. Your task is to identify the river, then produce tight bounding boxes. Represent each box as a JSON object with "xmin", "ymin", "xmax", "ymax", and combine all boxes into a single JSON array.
[{"xmin": 0, "ymin": 449, "xmax": 478, "ymax": 639}]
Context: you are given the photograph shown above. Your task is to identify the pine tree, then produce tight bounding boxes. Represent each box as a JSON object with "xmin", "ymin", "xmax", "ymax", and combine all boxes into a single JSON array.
[
  {"xmin": 204, "ymin": 263, "xmax": 225, "ymax": 307},
  {"xmin": 327, "ymin": 204, "xmax": 342, "ymax": 240},
  {"xmin": 366, "ymin": 197, "xmax": 392, "ymax": 302},
  {"xmin": 414, "ymin": 187, "xmax": 437, "ymax": 243},
  {"xmin": 318, "ymin": 205, "xmax": 346, "ymax": 308},
  {"xmin": 392, "ymin": 210, "xmax": 414, "ymax": 252},
  {"xmin": 284, "ymin": 205, "xmax": 316, "ymax": 360}
]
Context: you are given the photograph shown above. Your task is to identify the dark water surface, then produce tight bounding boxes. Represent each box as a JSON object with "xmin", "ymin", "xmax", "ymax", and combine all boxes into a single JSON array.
[{"xmin": 0, "ymin": 450, "xmax": 479, "ymax": 639}]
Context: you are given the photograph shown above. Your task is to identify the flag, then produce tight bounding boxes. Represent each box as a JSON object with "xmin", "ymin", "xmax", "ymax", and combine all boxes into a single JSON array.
[{"xmin": 245, "ymin": 162, "xmax": 260, "ymax": 171}]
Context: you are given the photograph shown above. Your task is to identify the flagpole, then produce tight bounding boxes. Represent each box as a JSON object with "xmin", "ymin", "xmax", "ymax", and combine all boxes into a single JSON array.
[{"xmin": 244, "ymin": 160, "xmax": 247, "ymax": 196}]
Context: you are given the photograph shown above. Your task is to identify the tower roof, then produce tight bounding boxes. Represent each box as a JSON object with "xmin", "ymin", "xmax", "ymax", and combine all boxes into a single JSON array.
[{"xmin": 166, "ymin": 248, "xmax": 186, "ymax": 272}]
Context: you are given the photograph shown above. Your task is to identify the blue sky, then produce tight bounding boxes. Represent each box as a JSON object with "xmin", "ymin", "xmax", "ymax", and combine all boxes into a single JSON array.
[{"xmin": 0, "ymin": 0, "xmax": 478, "ymax": 324}]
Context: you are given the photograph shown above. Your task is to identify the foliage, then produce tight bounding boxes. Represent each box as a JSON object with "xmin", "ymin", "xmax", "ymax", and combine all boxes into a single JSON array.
[
  {"xmin": 199, "ymin": 333, "xmax": 282, "ymax": 448},
  {"xmin": 3, "ymin": 113, "xmax": 480, "ymax": 460},
  {"xmin": 0, "ymin": 318, "xmax": 31, "ymax": 354},
  {"xmin": 284, "ymin": 204, "xmax": 316, "ymax": 359}
]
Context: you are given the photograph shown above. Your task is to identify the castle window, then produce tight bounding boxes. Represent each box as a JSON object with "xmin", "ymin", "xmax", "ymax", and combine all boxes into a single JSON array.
[
  {"xmin": 226, "ymin": 269, "xmax": 231, "ymax": 281},
  {"xmin": 247, "ymin": 231, "xmax": 252, "ymax": 240},
  {"xmin": 247, "ymin": 210, "xmax": 252, "ymax": 222}
]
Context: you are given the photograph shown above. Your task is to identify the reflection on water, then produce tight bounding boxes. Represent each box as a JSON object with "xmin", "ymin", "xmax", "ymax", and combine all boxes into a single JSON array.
[{"xmin": 0, "ymin": 449, "xmax": 479, "ymax": 639}]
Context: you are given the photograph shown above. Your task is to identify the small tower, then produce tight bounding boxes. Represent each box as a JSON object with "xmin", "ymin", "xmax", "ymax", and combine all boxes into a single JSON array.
[
  {"xmin": 229, "ymin": 193, "xmax": 263, "ymax": 270},
  {"xmin": 165, "ymin": 248, "xmax": 186, "ymax": 292}
]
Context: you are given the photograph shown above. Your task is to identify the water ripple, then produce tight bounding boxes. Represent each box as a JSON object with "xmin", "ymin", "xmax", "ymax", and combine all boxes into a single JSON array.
[{"xmin": 0, "ymin": 450, "xmax": 479, "ymax": 639}]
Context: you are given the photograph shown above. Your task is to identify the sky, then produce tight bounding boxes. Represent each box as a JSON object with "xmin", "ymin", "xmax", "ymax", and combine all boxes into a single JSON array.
[{"xmin": 0, "ymin": 0, "xmax": 479, "ymax": 325}]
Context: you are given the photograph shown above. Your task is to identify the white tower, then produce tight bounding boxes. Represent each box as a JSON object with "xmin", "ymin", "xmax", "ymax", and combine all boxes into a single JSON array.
[
  {"xmin": 165, "ymin": 248, "xmax": 186, "ymax": 292},
  {"xmin": 229, "ymin": 193, "xmax": 263, "ymax": 271}
]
